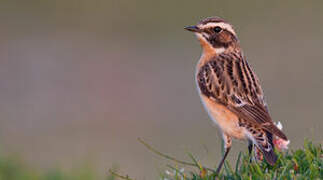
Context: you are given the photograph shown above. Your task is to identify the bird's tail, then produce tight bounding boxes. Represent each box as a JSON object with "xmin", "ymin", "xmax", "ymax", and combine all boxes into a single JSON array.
[
  {"xmin": 260, "ymin": 146, "xmax": 277, "ymax": 165},
  {"xmin": 256, "ymin": 132, "xmax": 278, "ymax": 165}
]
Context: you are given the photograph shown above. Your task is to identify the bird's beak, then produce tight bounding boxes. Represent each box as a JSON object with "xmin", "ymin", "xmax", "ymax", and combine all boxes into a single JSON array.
[{"xmin": 184, "ymin": 25, "xmax": 200, "ymax": 32}]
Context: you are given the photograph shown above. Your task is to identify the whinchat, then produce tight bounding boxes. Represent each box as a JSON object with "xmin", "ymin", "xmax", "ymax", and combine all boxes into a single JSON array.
[{"xmin": 185, "ymin": 17, "xmax": 288, "ymax": 174}]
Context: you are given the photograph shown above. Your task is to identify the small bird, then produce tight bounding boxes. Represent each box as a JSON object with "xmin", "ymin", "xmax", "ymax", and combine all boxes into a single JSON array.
[{"xmin": 185, "ymin": 17, "xmax": 288, "ymax": 174}]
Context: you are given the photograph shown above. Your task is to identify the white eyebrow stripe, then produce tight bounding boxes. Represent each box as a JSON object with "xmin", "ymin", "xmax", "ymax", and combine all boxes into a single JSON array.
[{"xmin": 199, "ymin": 22, "xmax": 236, "ymax": 35}]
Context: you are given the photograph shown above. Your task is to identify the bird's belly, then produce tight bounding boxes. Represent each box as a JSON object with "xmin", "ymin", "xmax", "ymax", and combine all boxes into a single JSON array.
[{"xmin": 201, "ymin": 96, "xmax": 246, "ymax": 140}]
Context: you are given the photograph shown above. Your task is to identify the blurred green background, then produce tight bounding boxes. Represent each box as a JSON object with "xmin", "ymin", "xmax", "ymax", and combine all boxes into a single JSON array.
[{"xmin": 0, "ymin": 0, "xmax": 322, "ymax": 179}]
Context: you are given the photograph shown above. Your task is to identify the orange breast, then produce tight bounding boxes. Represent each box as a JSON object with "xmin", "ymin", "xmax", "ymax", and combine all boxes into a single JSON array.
[{"xmin": 200, "ymin": 95, "xmax": 246, "ymax": 140}]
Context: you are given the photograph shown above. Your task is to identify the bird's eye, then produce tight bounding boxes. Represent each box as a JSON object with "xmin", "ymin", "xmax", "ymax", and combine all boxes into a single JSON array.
[{"xmin": 213, "ymin": 26, "xmax": 222, "ymax": 33}]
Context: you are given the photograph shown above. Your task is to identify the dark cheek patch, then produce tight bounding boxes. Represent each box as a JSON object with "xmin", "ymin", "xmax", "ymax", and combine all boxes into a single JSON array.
[
  {"xmin": 208, "ymin": 30, "xmax": 235, "ymax": 48},
  {"xmin": 208, "ymin": 34, "xmax": 229, "ymax": 48}
]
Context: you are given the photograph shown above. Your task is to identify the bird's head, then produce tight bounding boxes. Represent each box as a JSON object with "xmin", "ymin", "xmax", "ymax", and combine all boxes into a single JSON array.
[{"xmin": 185, "ymin": 17, "xmax": 239, "ymax": 54}]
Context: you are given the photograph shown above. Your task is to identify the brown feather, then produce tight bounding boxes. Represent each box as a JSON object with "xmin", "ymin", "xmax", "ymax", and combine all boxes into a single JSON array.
[{"xmin": 197, "ymin": 52, "xmax": 288, "ymax": 141}]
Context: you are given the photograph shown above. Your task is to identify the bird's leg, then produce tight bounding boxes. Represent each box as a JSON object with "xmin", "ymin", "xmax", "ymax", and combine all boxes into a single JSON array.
[
  {"xmin": 248, "ymin": 140, "xmax": 253, "ymax": 155},
  {"xmin": 248, "ymin": 140, "xmax": 253, "ymax": 162},
  {"xmin": 215, "ymin": 133, "xmax": 231, "ymax": 175}
]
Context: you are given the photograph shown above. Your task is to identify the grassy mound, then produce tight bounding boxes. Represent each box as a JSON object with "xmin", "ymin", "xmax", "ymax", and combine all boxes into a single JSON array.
[
  {"xmin": 0, "ymin": 140, "xmax": 321, "ymax": 179},
  {"xmin": 158, "ymin": 140, "xmax": 322, "ymax": 180},
  {"xmin": 110, "ymin": 139, "xmax": 322, "ymax": 180}
]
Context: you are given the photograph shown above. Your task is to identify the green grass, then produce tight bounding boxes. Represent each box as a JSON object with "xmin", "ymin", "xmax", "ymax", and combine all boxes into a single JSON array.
[
  {"xmin": 157, "ymin": 140, "xmax": 322, "ymax": 180},
  {"xmin": 0, "ymin": 140, "xmax": 321, "ymax": 179},
  {"xmin": 0, "ymin": 155, "xmax": 115, "ymax": 180}
]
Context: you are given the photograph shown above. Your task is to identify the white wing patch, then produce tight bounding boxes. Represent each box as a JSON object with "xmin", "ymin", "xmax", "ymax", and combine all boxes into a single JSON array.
[{"xmin": 215, "ymin": 47, "xmax": 225, "ymax": 54}]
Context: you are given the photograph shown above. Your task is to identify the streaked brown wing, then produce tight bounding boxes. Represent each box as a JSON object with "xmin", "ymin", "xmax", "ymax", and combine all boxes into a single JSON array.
[
  {"xmin": 197, "ymin": 54, "xmax": 287, "ymax": 140},
  {"xmin": 228, "ymin": 103, "xmax": 287, "ymax": 140}
]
